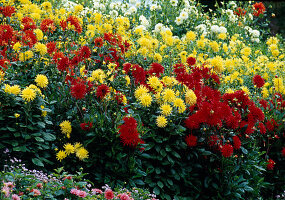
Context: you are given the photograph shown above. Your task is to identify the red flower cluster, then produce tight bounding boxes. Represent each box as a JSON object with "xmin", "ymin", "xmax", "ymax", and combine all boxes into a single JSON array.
[
  {"xmin": 0, "ymin": 24, "xmax": 14, "ymax": 45},
  {"xmin": 185, "ymin": 134, "xmax": 197, "ymax": 147},
  {"xmin": 253, "ymin": 74, "xmax": 265, "ymax": 88},
  {"xmin": 67, "ymin": 16, "xmax": 82, "ymax": 34},
  {"xmin": 70, "ymin": 80, "xmax": 87, "ymax": 99},
  {"xmin": 252, "ymin": 2, "xmax": 266, "ymax": 17},
  {"xmin": 22, "ymin": 17, "xmax": 37, "ymax": 31},
  {"xmin": 0, "ymin": 6, "xmax": 16, "ymax": 17},
  {"xmin": 96, "ymin": 84, "xmax": 110, "ymax": 99},
  {"xmin": 94, "ymin": 37, "xmax": 104, "ymax": 48},
  {"xmin": 265, "ymin": 118, "xmax": 278, "ymax": 132},
  {"xmin": 118, "ymin": 116, "xmax": 142, "ymax": 147},
  {"xmin": 234, "ymin": 7, "xmax": 247, "ymax": 17},
  {"xmin": 221, "ymin": 144, "xmax": 234, "ymax": 158},
  {"xmin": 266, "ymin": 159, "xmax": 275, "ymax": 170},
  {"xmin": 40, "ymin": 19, "xmax": 56, "ymax": 33},
  {"xmin": 187, "ymin": 57, "xmax": 196, "ymax": 66},
  {"xmin": 148, "ymin": 62, "xmax": 164, "ymax": 77},
  {"xmin": 232, "ymin": 136, "xmax": 241, "ymax": 150},
  {"xmin": 80, "ymin": 122, "xmax": 93, "ymax": 131},
  {"xmin": 80, "ymin": 46, "xmax": 91, "ymax": 59}
]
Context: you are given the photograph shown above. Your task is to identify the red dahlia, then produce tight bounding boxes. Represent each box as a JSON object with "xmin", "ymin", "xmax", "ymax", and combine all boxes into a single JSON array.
[
  {"xmin": 185, "ymin": 134, "xmax": 197, "ymax": 147},
  {"xmin": 266, "ymin": 159, "xmax": 275, "ymax": 170},
  {"xmin": 0, "ymin": 6, "xmax": 16, "ymax": 17},
  {"xmin": 253, "ymin": 74, "xmax": 265, "ymax": 88},
  {"xmin": 118, "ymin": 116, "xmax": 140, "ymax": 147},
  {"xmin": 221, "ymin": 144, "xmax": 234, "ymax": 158},
  {"xmin": 96, "ymin": 84, "xmax": 110, "ymax": 99},
  {"xmin": 232, "ymin": 136, "xmax": 241, "ymax": 150},
  {"xmin": 70, "ymin": 81, "xmax": 87, "ymax": 99},
  {"xmin": 80, "ymin": 122, "xmax": 93, "ymax": 131},
  {"xmin": 94, "ymin": 37, "xmax": 104, "ymax": 47},
  {"xmin": 252, "ymin": 2, "xmax": 266, "ymax": 17},
  {"xmin": 40, "ymin": 19, "xmax": 56, "ymax": 33},
  {"xmin": 187, "ymin": 57, "xmax": 196, "ymax": 66},
  {"xmin": 80, "ymin": 46, "xmax": 91, "ymax": 59},
  {"xmin": 148, "ymin": 62, "xmax": 164, "ymax": 77}
]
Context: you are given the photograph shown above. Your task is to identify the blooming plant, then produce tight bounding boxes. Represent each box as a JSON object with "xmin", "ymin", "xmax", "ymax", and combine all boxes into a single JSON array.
[{"xmin": 0, "ymin": 0, "xmax": 284, "ymax": 199}]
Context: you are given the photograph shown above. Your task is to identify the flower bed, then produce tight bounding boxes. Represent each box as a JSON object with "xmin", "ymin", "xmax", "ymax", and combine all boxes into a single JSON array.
[{"xmin": 0, "ymin": 0, "xmax": 284, "ymax": 199}]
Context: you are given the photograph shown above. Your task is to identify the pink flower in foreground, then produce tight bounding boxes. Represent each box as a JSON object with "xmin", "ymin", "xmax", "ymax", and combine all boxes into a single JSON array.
[
  {"xmin": 12, "ymin": 194, "xmax": 20, "ymax": 200},
  {"xmin": 92, "ymin": 188, "xmax": 103, "ymax": 195},
  {"xmin": 78, "ymin": 190, "xmax": 87, "ymax": 198},
  {"xmin": 105, "ymin": 189, "xmax": 114, "ymax": 199},
  {"xmin": 120, "ymin": 193, "xmax": 130, "ymax": 200},
  {"xmin": 70, "ymin": 188, "xmax": 79, "ymax": 195}
]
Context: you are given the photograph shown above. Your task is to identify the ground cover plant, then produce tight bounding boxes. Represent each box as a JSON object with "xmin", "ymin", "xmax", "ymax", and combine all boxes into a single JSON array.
[{"xmin": 0, "ymin": 0, "xmax": 284, "ymax": 199}]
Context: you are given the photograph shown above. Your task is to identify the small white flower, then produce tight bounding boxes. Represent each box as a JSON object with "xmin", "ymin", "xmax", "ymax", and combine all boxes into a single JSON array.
[
  {"xmin": 211, "ymin": 25, "xmax": 220, "ymax": 33},
  {"xmin": 109, "ymin": 10, "xmax": 118, "ymax": 17},
  {"xmin": 180, "ymin": 11, "xmax": 189, "ymax": 20},
  {"xmin": 154, "ymin": 23, "xmax": 165, "ymax": 33},
  {"xmin": 175, "ymin": 17, "xmax": 183, "ymax": 25},
  {"xmin": 150, "ymin": 4, "xmax": 158, "ymax": 11},
  {"xmin": 129, "ymin": 6, "xmax": 137, "ymax": 14},
  {"xmin": 251, "ymin": 37, "xmax": 260, "ymax": 43},
  {"xmin": 251, "ymin": 30, "xmax": 260, "ymax": 38},
  {"xmin": 219, "ymin": 26, "xmax": 227, "ymax": 33}
]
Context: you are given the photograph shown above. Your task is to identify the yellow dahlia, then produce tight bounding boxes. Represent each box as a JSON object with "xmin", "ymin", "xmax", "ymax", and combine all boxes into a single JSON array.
[
  {"xmin": 21, "ymin": 87, "xmax": 36, "ymax": 102},
  {"xmin": 35, "ymin": 74, "xmax": 48, "ymax": 88}
]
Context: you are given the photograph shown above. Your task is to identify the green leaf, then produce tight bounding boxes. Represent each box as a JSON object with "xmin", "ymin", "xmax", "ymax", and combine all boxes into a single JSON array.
[
  {"xmin": 153, "ymin": 187, "xmax": 160, "ymax": 195},
  {"xmin": 240, "ymin": 147, "xmax": 248, "ymax": 154},
  {"xmin": 167, "ymin": 179, "xmax": 173, "ymax": 186},
  {"xmin": 141, "ymin": 153, "xmax": 152, "ymax": 159},
  {"xmin": 43, "ymin": 133, "xmax": 56, "ymax": 141},
  {"xmin": 32, "ymin": 158, "xmax": 44, "ymax": 167},
  {"xmin": 171, "ymin": 151, "xmax": 181, "ymax": 158},
  {"xmin": 38, "ymin": 122, "xmax": 46, "ymax": 128},
  {"xmin": 134, "ymin": 179, "xmax": 145, "ymax": 185},
  {"xmin": 160, "ymin": 149, "xmax": 166, "ymax": 157},
  {"xmin": 157, "ymin": 181, "xmax": 164, "ymax": 188},
  {"xmin": 7, "ymin": 127, "xmax": 16, "ymax": 132},
  {"xmin": 35, "ymin": 137, "xmax": 44, "ymax": 142}
]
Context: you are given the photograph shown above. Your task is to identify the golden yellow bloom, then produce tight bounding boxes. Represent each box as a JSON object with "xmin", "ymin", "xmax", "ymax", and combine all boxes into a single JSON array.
[
  {"xmin": 156, "ymin": 115, "xmax": 167, "ymax": 128},
  {"xmin": 35, "ymin": 74, "xmax": 48, "ymax": 88},
  {"xmin": 160, "ymin": 104, "xmax": 172, "ymax": 116},
  {"xmin": 76, "ymin": 147, "xmax": 89, "ymax": 160},
  {"xmin": 135, "ymin": 85, "xmax": 149, "ymax": 99},
  {"xmin": 14, "ymin": 113, "xmax": 20, "ymax": 118},
  {"xmin": 273, "ymin": 77, "xmax": 284, "ymax": 93},
  {"xmin": 19, "ymin": 50, "xmax": 33, "ymax": 61},
  {"xmin": 125, "ymin": 75, "xmax": 130, "ymax": 85},
  {"xmin": 185, "ymin": 31, "xmax": 196, "ymax": 41},
  {"xmin": 173, "ymin": 98, "xmax": 186, "ymax": 113},
  {"xmin": 185, "ymin": 89, "xmax": 197, "ymax": 106},
  {"xmin": 13, "ymin": 42, "xmax": 22, "ymax": 51},
  {"xmin": 64, "ymin": 143, "xmax": 75, "ymax": 155},
  {"xmin": 74, "ymin": 142, "xmax": 82, "ymax": 151},
  {"xmin": 210, "ymin": 56, "xmax": 224, "ymax": 73},
  {"xmin": 21, "ymin": 88, "xmax": 36, "ymax": 102},
  {"xmin": 154, "ymin": 53, "xmax": 162, "ymax": 63},
  {"xmin": 34, "ymin": 43, "xmax": 47, "ymax": 55},
  {"xmin": 34, "ymin": 29, "xmax": 44, "ymax": 41},
  {"xmin": 139, "ymin": 93, "xmax": 152, "ymax": 107},
  {"xmin": 162, "ymin": 88, "xmax": 175, "ymax": 103},
  {"xmin": 59, "ymin": 120, "xmax": 72, "ymax": 138},
  {"xmin": 147, "ymin": 76, "xmax": 163, "ymax": 92},
  {"xmin": 56, "ymin": 150, "xmax": 66, "ymax": 162},
  {"xmin": 74, "ymin": 4, "xmax": 83, "ymax": 13}
]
